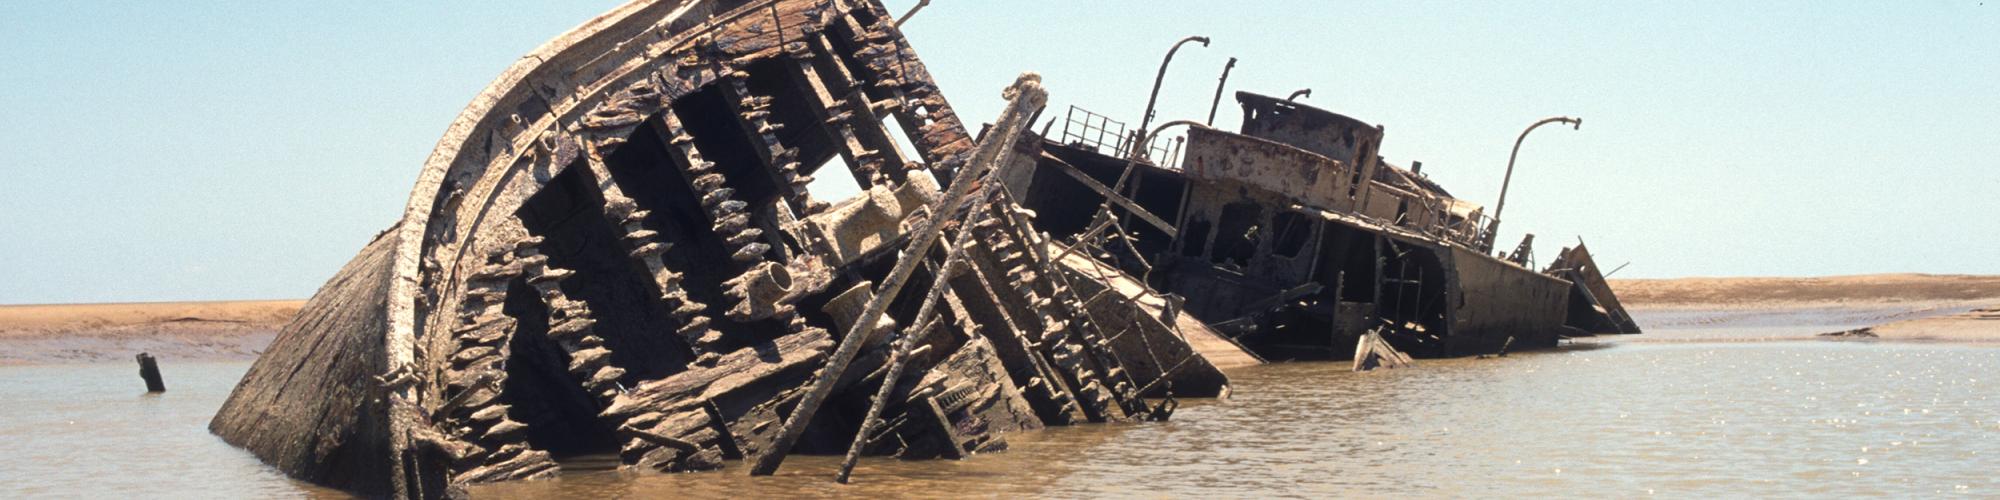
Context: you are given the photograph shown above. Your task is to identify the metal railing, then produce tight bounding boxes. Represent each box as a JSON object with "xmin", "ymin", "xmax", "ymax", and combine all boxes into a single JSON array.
[
  {"xmin": 1059, "ymin": 105, "xmax": 1131, "ymax": 157},
  {"xmin": 1144, "ymin": 135, "xmax": 1184, "ymax": 169},
  {"xmin": 1058, "ymin": 105, "xmax": 1185, "ymax": 169},
  {"xmin": 1374, "ymin": 191, "xmax": 1495, "ymax": 251},
  {"xmin": 1441, "ymin": 210, "xmax": 1498, "ymax": 251}
]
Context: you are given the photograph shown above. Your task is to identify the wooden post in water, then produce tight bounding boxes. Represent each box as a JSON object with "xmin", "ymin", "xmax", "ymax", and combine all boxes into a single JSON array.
[{"xmin": 136, "ymin": 352, "xmax": 166, "ymax": 393}]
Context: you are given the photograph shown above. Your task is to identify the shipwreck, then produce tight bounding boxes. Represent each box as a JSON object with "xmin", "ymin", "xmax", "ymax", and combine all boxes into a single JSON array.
[
  {"xmin": 211, "ymin": 1, "xmax": 1232, "ymax": 497},
  {"xmin": 210, "ymin": 0, "xmax": 1637, "ymax": 497},
  {"xmin": 1006, "ymin": 92, "xmax": 1641, "ymax": 362}
]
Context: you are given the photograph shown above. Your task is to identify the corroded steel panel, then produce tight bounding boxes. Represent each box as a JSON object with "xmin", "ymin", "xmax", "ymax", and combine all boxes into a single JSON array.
[
  {"xmin": 1446, "ymin": 247, "xmax": 1572, "ymax": 356},
  {"xmin": 1236, "ymin": 91, "xmax": 1384, "ymax": 168},
  {"xmin": 1184, "ymin": 127, "xmax": 1362, "ymax": 213}
]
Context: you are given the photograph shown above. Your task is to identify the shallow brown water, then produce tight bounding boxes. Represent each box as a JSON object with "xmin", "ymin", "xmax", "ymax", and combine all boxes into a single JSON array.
[
  {"xmin": 0, "ymin": 361, "xmax": 338, "ymax": 498},
  {"xmin": 473, "ymin": 342, "xmax": 1999, "ymax": 498},
  {"xmin": 3, "ymin": 320, "xmax": 1996, "ymax": 497}
]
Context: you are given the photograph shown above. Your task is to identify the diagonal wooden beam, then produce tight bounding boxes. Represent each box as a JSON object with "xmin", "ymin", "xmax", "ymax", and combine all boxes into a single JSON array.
[
  {"xmin": 1035, "ymin": 153, "xmax": 1179, "ymax": 238},
  {"xmin": 748, "ymin": 73, "xmax": 1048, "ymax": 477}
]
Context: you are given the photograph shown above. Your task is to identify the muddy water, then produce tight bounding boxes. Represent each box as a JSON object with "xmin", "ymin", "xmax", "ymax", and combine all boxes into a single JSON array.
[
  {"xmin": 0, "ymin": 361, "xmax": 338, "ymax": 498},
  {"xmin": 4, "ymin": 325, "xmax": 1996, "ymax": 497}
]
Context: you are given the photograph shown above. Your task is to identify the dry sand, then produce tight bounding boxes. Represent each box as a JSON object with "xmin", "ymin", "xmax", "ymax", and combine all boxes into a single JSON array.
[
  {"xmin": 1613, "ymin": 274, "xmax": 2000, "ymax": 343},
  {"xmin": 1611, "ymin": 274, "xmax": 2000, "ymax": 307},
  {"xmin": 1863, "ymin": 306, "xmax": 2000, "ymax": 342},
  {"xmin": 2, "ymin": 275, "xmax": 1993, "ymax": 364},
  {"xmin": 0, "ymin": 300, "xmax": 301, "ymax": 365}
]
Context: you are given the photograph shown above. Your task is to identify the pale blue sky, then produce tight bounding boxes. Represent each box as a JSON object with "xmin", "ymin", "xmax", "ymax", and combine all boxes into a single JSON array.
[{"xmin": 2, "ymin": 1, "xmax": 1994, "ymax": 304}]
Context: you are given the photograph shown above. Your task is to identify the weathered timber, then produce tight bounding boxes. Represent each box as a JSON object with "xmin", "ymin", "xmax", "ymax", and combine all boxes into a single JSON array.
[
  {"xmin": 211, "ymin": 2, "xmax": 1234, "ymax": 496},
  {"xmin": 749, "ymin": 71, "xmax": 1048, "ymax": 476},
  {"xmin": 136, "ymin": 352, "xmax": 165, "ymax": 393},
  {"xmin": 836, "ymin": 186, "xmax": 993, "ymax": 482},
  {"xmin": 1547, "ymin": 242, "xmax": 1642, "ymax": 335},
  {"xmin": 210, "ymin": 229, "xmax": 399, "ymax": 497},
  {"xmin": 883, "ymin": 335, "xmax": 1043, "ymax": 459},
  {"xmin": 608, "ymin": 329, "xmax": 832, "ymax": 472},
  {"xmin": 1046, "ymin": 240, "xmax": 1233, "ymax": 397}
]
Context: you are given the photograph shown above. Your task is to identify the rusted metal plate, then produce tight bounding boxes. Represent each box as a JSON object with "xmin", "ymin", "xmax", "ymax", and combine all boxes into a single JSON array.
[
  {"xmin": 1184, "ymin": 127, "xmax": 1363, "ymax": 213},
  {"xmin": 1549, "ymin": 243, "xmax": 1642, "ymax": 334},
  {"xmin": 1235, "ymin": 91, "xmax": 1384, "ymax": 167},
  {"xmin": 1446, "ymin": 247, "xmax": 1572, "ymax": 356}
]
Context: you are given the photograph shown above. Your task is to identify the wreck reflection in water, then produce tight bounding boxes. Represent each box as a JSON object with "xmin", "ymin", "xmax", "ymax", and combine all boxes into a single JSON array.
[{"xmin": 2, "ymin": 335, "xmax": 1994, "ymax": 497}]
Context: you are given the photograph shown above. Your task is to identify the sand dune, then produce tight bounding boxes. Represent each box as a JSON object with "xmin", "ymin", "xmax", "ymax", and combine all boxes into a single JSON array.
[
  {"xmin": 1866, "ymin": 306, "xmax": 2000, "ymax": 342},
  {"xmin": 1613, "ymin": 274, "xmax": 2000, "ymax": 343},
  {"xmin": 0, "ymin": 300, "xmax": 301, "ymax": 364},
  {"xmin": 0, "ymin": 300, "xmax": 301, "ymax": 333},
  {"xmin": 4, "ymin": 274, "xmax": 1995, "ymax": 364},
  {"xmin": 1611, "ymin": 274, "xmax": 2000, "ymax": 308}
]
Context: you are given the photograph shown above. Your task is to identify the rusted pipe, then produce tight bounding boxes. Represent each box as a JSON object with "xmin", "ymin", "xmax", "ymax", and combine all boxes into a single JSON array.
[
  {"xmin": 1288, "ymin": 88, "xmax": 1312, "ymax": 101},
  {"xmin": 1137, "ymin": 120, "xmax": 1207, "ymax": 167},
  {"xmin": 1485, "ymin": 116, "xmax": 1581, "ymax": 250},
  {"xmin": 1078, "ymin": 119, "xmax": 1208, "ymax": 250},
  {"xmin": 1205, "ymin": 57, "xmax": 1238, "ymax": 126},
  {"xmin": 1604, "ymin": 261, "xmax": 1631, "ymax": 278},
  {"xmin": 894, "ymin": 0, "xmax": 932, "ymax": 28},
  {"xmin": 1133, "ymin": 35, "xmax": 1210, "ymax": 159},
  {"xmin": 723, "ymin": 261, "xmax": 795, "ymax": 321},
  {"xmin": 1110, "ymin": 119, "xmax": 1208, "ymax": 194}
]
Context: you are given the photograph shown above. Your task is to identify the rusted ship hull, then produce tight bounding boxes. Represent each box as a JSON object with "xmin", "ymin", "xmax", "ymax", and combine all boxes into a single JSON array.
[
  {"xmin": 210, "ymin": 1, "xmax": 1232, "ymax": 496},
  {"xmin": 1443, "ymin": 247, "xmax": 1572, "ymax": 355},
  {"xmin": 1008, "ymin": 92, "xmax": 1638, "ymax": 362}
]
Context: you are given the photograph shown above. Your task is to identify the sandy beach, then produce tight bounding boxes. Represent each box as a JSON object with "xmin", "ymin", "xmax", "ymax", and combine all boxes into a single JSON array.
[
  {"xmin": 2, "ymin": 274, "xmax": 1993, "ymax": 365},
  {"xmin": 0, "ymin": 300, "xmax": 300, "ymax": 365},
  {"xmin": 1858, "ymin": 306, "xmax": 2000, "ymax": 342},
  {"xmin": 1613, "ymin": 274, "xmax": 2000, "ymax": 342},
  {"xmin": 1611, "ymin": 274, "xmax": 2000, "ymax": 308}
]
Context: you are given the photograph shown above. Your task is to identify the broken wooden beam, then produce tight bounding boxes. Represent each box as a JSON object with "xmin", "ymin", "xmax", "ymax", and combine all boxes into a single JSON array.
[
  {"xmin": 749, "ymin": 71, "xmax": 1048, "ymax": 477},
  {"xmin": 837, "ymin": 205, "xmax": 986, "ymax": 483}
]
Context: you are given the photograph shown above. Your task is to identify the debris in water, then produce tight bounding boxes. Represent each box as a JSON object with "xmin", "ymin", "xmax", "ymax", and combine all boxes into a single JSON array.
[
  {"xmin": 136, "ymin": 352, "xmax": 165, "ymax": 393},
  {"xmin": 1353, "ymin": 328, "xmax": 1413, "ymax": 372},
  {"xmin": 1819, "ymin": 328, "xmax": 1880, "ymax": 339}
]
